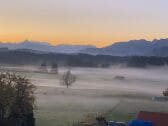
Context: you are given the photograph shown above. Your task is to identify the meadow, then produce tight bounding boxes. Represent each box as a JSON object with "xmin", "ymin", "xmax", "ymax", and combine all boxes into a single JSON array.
[{"xmin": 6, "ymin": 66, "xmax": 168, "ymax": 126}]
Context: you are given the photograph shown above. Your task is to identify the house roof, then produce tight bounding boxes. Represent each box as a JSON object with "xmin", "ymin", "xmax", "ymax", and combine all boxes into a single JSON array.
[{"xmin": 137, "ymin": 111, "xmax": 168, "ymax": 126}]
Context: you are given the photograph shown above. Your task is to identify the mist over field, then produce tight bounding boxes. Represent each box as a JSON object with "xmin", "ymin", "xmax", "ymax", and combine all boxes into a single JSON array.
[
  {"xmin": 11, "ymin": 66, "xmax": 168, "ymax": 94},
  {"xmin": 3, "ymin": 65, "xmax": 168, "ymax": 126}
]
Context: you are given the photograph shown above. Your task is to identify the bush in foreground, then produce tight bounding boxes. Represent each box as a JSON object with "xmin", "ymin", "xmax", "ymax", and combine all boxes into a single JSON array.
[{"xmin": 0, "ymin": 71, "xmax": 36, "ymax": 126}]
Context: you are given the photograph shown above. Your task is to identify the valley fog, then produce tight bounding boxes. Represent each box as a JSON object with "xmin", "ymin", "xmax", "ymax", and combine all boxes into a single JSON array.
[
  {"xmin": 3, "ymin": 66, "xmax": 168, "ymax": 126},
  {"xmin": 12, "ymin": 66, "xmax": 168, "ymax": 95}
]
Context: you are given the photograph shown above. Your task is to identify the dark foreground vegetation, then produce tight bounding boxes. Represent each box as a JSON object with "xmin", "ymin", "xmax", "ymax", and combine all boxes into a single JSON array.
[
  {"xmin": 0, "ymin": 50, "xmax": 168, "ymax": 68},
  {"xmin": 0, "ymin": 71, "xmax": 36, "ymax": 126}
]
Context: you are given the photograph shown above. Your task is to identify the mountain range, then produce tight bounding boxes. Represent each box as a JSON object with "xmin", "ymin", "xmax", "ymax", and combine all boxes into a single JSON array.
[
  {"xmin": 0, "ymin": 40, "xmax": 96, "ymax": 54},
  {"xmin": 0, "ymin": 38, "xmax": 168, "ymax": 57}
]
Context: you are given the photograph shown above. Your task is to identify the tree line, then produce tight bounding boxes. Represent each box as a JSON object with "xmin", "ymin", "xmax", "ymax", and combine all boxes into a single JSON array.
[{"xmin": 0, "ymin": 50, "xmax": 168, "ymax": 67}]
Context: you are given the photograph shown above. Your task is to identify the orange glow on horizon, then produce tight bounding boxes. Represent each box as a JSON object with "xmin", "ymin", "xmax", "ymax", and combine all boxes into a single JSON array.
[
  {"xmin": 0, "ymin": 34, "xmax": 167, "ymax": 48},
  {"xmin": 0, "ymin": 0, "xmax": 167, "ymax": 47}
]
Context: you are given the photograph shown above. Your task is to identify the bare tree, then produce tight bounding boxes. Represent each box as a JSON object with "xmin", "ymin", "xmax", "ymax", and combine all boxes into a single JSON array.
[
  {"xmin": 51, "ymin": 62, "xmax": 58, "ymax": 74},
  {"xmin": 60, "ymin": 70, "xmax": 76, "ymax": 88},
  {"xmin": 0, "ymin": 71, "xmax": 36, "ymax": 121},
  {"xmin": 40, "ymin": 62, "xmax": 48, "ymax": 72},
  {"xmin": 163, "ymin": 88, "xmax": 168, "ymax": 96}
]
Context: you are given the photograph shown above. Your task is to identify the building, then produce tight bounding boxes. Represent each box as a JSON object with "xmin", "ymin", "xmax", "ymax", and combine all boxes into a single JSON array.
[{"xmin": 137, "ymin": 111, "xmax": 168, "ymax": 126}]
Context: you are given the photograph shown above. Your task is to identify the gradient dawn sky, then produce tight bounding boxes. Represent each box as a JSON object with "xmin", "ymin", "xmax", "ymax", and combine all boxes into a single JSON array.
[{"xmin": 0, "ymin": 0, "xmax": 168, "ymax": 47}]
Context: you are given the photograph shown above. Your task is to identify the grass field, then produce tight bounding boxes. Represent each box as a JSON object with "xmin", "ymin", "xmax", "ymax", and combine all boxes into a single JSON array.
[
  {"xmin": 34, "ymin": 87, "xmax": 168, "ymax": 126},
  {"xmin": 5, "ymin": 66, "xmax": 168, "ymax": 126}
]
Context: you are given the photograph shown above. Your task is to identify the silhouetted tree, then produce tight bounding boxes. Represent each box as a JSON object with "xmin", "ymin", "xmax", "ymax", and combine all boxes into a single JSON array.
[
  {"xmin": 51, "ymin": 62, "xmax": 58, "ymax": 74},
  {"xmin": 40, "ymin": 62, "xmax": 47, "ymax": 72},
  {"xmin": 0, "ymin": 71, "xmax": 36, "ymax": 125},
  {"xmin": 60, "ymin": 70, "xmax": 76, "ymax": 88},
  {"xmin": 163, "ymin": 88, "xmax": 168, "ymax": 96},
  {"xmin": 0, "ymin": 72, "xmax": 15, "ymax": 120},
  {"xmin": 10, "ymin": 76, "xmax": 36, "ymax": 118}
]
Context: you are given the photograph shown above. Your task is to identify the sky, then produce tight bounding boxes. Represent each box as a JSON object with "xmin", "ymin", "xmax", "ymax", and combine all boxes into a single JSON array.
[{"xmin": 0, "ymin": 0, "xmax": 168, "ymax": 47}]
